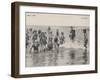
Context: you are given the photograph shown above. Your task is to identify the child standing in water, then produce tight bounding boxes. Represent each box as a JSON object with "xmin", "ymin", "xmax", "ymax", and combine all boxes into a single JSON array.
[
  {"xmin": 60, "ymin": 32, "xmax": 65, "ymax": 45},
  {"xmin": 54, "ymin": 29, "xmax": 60, "ymax": 53},
  {"xmin": 40, "ymin": 32, "xmax": 47, "ymax": 52},
  {"xmin": 48, "ymin": 32, "xmax": 53, "ymax": 50},
  {"xmin": 47, "ymin": 27, "xmax": 53, "ymax": 51},
  {"xmin": 30, "ymin": 30, "xmax": 39, "ymax": 53},
  {"xmin": 32, "ymin": 40, "xmax": 40, "ymax": 53}
]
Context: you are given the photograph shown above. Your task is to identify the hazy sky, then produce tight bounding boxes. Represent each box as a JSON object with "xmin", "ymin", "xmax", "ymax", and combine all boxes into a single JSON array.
[{"xmin": 25, "ymin": 12, "xmax": 90, "ymax": 27}]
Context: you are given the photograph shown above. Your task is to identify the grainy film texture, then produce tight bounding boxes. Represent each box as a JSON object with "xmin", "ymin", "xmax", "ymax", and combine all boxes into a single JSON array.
[{"xmin": 25, "ymin": 13, "xmax": 90, "ymax": 67}]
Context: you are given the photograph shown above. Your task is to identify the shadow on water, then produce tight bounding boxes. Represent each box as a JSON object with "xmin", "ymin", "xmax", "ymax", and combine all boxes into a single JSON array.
[
  {"xmin": 69, "ymin": 49, "xmax": 76, "ymax": 65},
  {"xmin": 68, "ymin": 48, "xmax": 89, "ymax": 65},
  {"xmin": 82, "ymin": 48, "xmax": 88, "ymax": 64},
  {"xmin": 26, "ymin": 47, "xmax": 89, "ymax": 67}
]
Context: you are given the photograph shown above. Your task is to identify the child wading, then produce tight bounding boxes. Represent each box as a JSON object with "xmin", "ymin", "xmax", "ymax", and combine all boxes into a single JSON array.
[
  {"xmin": 48, "ymin": 32, "xmax": 53, "ymax": 51},
  {"xmin": 32, "ymin": 40, "xmax": 40, "ymax": 53},
  {"xmin": 54, "ymin": 29, "xmax": 60, "ymax": 53},
  {"xmin": 47, "ymin": 27, "xmax": 53, "ymax": 51},
  {"xmin": 30, "ymin": 30, "xmax": 39, "ymax": 53},
  {"xmin": 60, "ymin": 32, "xmax": 65, "ymax": 44},
  {"xmin": 40, "ymin": 32, "xmax": 47, "ymax": 52}
]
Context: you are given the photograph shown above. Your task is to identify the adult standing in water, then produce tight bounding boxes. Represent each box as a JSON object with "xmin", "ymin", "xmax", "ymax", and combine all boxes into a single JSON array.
[
  {"xmin": 83, "ymin": 29, "xmax": 88, "ymax": 48},
  {"xmin": 69, "ymin": 26, "xmax": 76, "ymax": 64},
  {"xmin": 69, "ymin": 26, "xmax": 76, "ymax": 42}
]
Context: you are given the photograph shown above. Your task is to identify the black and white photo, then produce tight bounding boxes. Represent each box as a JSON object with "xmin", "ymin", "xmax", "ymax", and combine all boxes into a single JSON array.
[
  {"xmin": 11, "ymin": 2, "xmax": 97, "ymax": 78},
  {"xmin": 25, "ymin": 13, "xmax": 90, "ymax": 67}
]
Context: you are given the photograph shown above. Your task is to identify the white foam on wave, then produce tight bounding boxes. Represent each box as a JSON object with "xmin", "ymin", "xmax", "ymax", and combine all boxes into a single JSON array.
[{"xmin": 60, "ymin": 41, "xmax": 85, "ymax": 49}]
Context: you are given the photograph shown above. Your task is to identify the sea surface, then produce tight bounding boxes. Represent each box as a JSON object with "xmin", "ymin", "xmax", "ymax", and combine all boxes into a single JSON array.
[{"xmin": 25, "ymin": 47, "xmax": 89, "ymax": 67}]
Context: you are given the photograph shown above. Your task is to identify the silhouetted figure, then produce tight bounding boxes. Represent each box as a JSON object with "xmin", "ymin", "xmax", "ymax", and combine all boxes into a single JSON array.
[
  {"xmin": 83, "ymin": 29, "xmax": 88, "ymax": 48},
  {"xmin": 69, "ymin": 27, "xmax": 76, "ymax": 42},
  {"xmin": 54, "ymin": 29, "xmax": 60, "ymax": 53}
]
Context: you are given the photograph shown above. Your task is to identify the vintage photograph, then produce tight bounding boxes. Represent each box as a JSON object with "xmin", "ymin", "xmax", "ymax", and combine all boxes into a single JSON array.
[
  {"xmin": 11, "ymin": 2, "xmax": 97, "ymax": 77},
  {"xmin": 25, "ymin": 12, "xmax": 90, "ymax": 67}
]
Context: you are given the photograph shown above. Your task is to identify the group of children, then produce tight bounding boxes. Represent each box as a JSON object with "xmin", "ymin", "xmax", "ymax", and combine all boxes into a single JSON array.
[
  {"xmin": 26, "ymin": 27, "xmax": 65, "ymax": 53},
  {"xmin": 26, "ymin": 26, "xmax": 89, "ymax": 54}
]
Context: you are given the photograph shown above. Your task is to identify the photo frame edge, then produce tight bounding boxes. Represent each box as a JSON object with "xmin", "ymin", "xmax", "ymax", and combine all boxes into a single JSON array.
[{"xmin": 11, "ymin": 2, "xmax": 98, "ymax": 78}]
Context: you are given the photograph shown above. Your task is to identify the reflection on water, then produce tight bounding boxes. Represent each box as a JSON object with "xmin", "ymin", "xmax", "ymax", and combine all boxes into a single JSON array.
[{"xmin": 26, "ymin": 47, "xmax": 89, "ymax": 67}]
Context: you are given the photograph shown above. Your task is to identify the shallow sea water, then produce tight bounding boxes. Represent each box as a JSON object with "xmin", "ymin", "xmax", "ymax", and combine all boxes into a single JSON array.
[{"xmin": 25, "ymin": 47, "xmax": 89, "ymax": 67}]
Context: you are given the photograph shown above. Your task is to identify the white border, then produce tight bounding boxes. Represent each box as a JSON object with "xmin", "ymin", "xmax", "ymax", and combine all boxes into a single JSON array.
[{"xmin": 19, "ymin": 6, "xmax": 95, "ymax": 74}]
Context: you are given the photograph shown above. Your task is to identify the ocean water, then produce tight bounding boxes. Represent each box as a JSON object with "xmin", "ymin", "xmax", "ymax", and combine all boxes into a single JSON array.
[
  {"xmin": 25, "ymin": 25, "xmax": 89, "ymax": 67},
  {"xmin": 25, "ymin": 47, "xmax": 89, "ymax": 67}
]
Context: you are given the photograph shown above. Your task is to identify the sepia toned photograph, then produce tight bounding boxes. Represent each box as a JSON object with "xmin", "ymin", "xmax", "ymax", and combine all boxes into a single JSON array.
[
  {"xmin": 11, "ymin": 2, "xmax": 97, "ymax": 78},
  {"xmin": 25, "ymin": 12, "xmax": 90, "ymax": 67}
]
